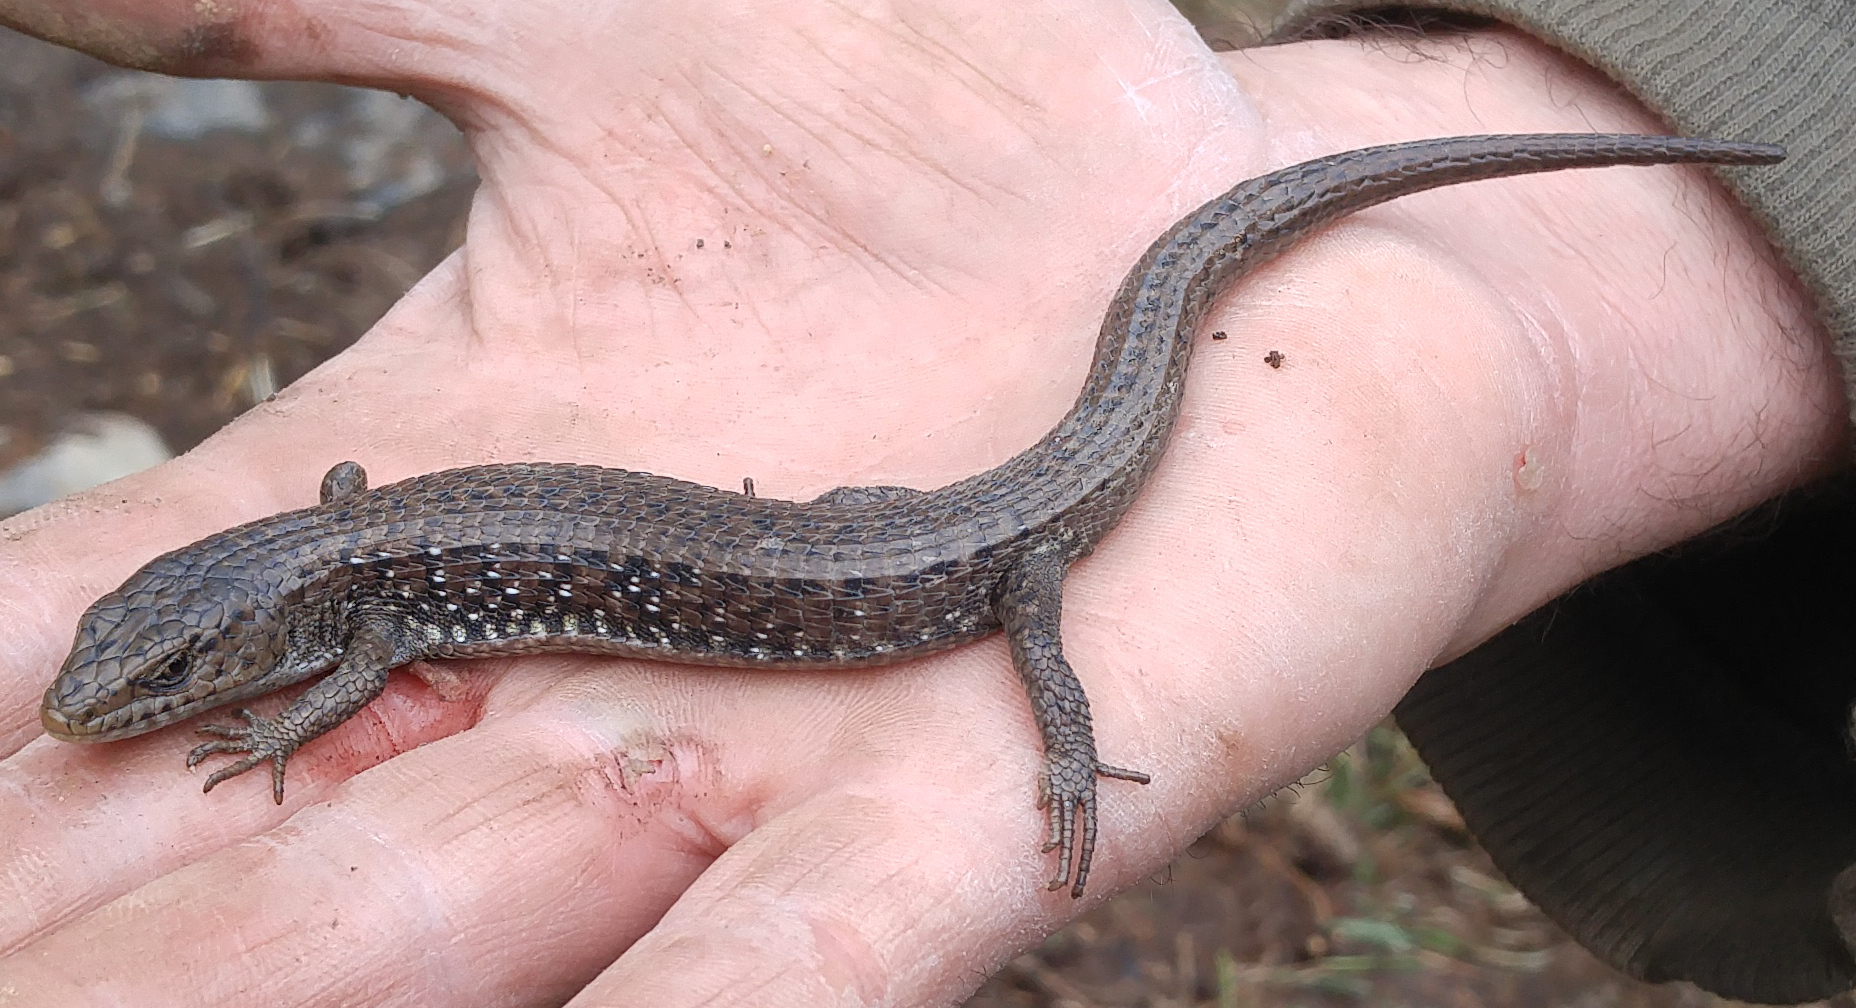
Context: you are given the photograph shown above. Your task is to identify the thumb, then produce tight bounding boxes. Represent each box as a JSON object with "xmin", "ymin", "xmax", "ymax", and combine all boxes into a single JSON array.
[{"xmin": 2, "ymin": 0, "xmax": 467, "ymax": 88}]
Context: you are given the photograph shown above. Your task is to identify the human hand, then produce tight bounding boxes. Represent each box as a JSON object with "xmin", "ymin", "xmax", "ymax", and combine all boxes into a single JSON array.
[{"xmin": 0, "ymin": 0, "xmax": 1837, "ymax": 1004}]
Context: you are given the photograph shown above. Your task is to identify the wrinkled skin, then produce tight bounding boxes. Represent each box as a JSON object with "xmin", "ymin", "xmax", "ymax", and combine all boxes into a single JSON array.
[{"xmin": 0, "ymin": 0, "xmax": 1839, "ymax": 1005}]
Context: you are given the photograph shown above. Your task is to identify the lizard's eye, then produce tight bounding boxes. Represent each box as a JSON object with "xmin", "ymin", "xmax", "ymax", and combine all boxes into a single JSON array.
[{"xmin": 137, "ymin": 653, "xmax": 193, "ymax": 696}]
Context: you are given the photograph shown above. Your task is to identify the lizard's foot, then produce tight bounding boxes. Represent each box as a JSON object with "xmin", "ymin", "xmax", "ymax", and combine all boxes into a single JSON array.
[
  {"xmin": 187, "ymin": 708, "xmax": 296, "ymax": 804},
  {"xmin": 1037, "ymin": 746, "xmax": 1151, "ymax": 898}
]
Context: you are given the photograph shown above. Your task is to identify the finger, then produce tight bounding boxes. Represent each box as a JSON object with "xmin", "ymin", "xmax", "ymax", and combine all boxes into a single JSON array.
[
  {"xmin": 564, "ymin": 756, "xmax": 1085, "ymax": 1007},
  {"xmin": 0, "ymin": 662, "xmax": 749, "ymax": 1005},
  {"xmin": 0, "ymin": 671, "xmax": 481, "ymax": 955},
  {"xmin": 0, "ymin": 636, "xmax": 1093, "ymax": 1006},
  {"xmin": 502, "ymin": 648, "xmax": 1162, "ymax": 1008},
  {"xmin": 0, "ymin": 0, "xmax": 339, "ymax": 78},
  {"xmin": 0, "ymin": 0, "xmax": 476, "ymax": 89}
]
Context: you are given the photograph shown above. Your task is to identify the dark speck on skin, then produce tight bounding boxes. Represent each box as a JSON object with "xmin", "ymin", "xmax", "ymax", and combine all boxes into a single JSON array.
[{"xmin": 1264, "ymin": 350, "xmax": 1285, "ymax": 369}]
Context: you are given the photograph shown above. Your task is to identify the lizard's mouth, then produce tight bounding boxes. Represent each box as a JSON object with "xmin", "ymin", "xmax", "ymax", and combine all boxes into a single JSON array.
[
  {"xmin": 39, "ymin": 701, "xmax": 85, "ymax": 741},
  {"xmin": 39, "ymin": 670, "xmax": 203, "ymax": 743}
]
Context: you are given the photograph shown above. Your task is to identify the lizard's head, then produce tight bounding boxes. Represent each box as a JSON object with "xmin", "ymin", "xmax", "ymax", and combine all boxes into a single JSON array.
[{"xmin": 41, "ymin": 555, "xmax": 284, "ymax": 743}]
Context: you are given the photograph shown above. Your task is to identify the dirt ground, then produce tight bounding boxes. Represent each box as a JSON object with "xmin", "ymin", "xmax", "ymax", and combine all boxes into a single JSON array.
[{"xmin": 0, "ymin": 22, "xmax": 1833, "ymax": 1008}]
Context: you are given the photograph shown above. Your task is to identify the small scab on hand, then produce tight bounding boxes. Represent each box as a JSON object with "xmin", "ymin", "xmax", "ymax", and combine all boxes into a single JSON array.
[{"xmin": 1515, "ymin": 445, "xmax": 1545, "ymax": 491}]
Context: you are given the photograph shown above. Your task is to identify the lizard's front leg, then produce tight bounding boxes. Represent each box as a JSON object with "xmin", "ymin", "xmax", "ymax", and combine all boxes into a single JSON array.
[{"xmin": 187, "ymin": 614, "xmax": 417, "ymax": 803}]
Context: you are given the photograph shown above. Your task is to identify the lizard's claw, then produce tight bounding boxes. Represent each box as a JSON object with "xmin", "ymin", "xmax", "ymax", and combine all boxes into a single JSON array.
[
  {"xmin": 1037, "ymin": 745, "xmax": 1151, "ymax": 898},
  {"xmin": 187, "ymin": 708, "xmax": 294, "ymax": 804}
]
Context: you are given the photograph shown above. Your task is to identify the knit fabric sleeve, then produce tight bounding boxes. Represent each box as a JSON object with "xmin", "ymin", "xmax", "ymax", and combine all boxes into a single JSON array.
[
  {"xmin": 1252, "ymin": 3, "xmax": 1856, "ymax": 1001},
  {"xmin": 1269, "ymin": 0, "xmax": 1856, "ymax": 415}
]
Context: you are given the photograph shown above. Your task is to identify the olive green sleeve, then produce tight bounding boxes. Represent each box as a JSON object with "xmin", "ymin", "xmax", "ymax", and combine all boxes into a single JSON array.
[
  {"xmin": 1268, "ymin": 0, "xmax": 1856, "ymax": 419},
  {"xmin": 1232, "ymin": 4, "xmax": 1856, "ymax": 1003}
]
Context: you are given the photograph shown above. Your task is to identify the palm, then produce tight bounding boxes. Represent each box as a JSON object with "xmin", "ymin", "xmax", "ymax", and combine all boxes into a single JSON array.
[{"xmin": 0, "ymin": 2, "xmax": 1293, "ymax": 1004}]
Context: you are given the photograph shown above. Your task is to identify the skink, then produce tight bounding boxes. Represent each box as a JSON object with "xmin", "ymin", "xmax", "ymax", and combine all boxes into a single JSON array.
[{"xmin": 41, "ymin": 133, "xmax": 1783, "ymax": 896}]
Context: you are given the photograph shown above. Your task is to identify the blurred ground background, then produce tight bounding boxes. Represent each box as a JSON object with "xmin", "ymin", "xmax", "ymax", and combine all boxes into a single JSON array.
[{"xmin": 0, "ymin": 9, "xmax": 1839, "ymax": 1007}]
